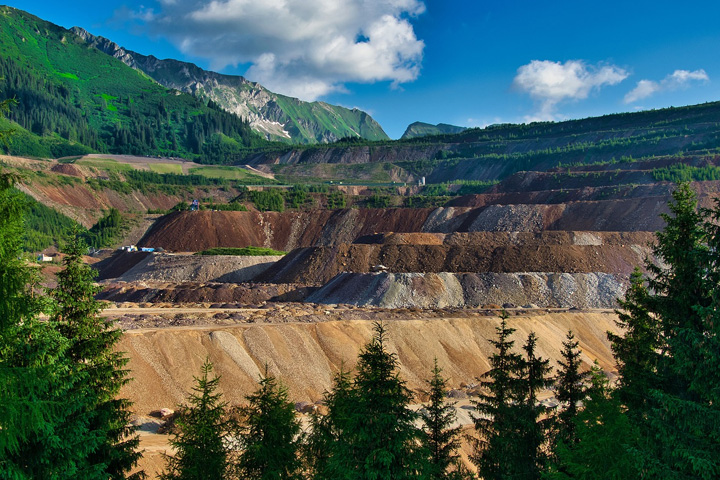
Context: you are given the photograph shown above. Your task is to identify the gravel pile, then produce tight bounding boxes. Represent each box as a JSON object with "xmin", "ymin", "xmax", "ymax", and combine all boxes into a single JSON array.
[{"xmin": 306, "ymin": 271, "xmax": 627, "ymax": 309}]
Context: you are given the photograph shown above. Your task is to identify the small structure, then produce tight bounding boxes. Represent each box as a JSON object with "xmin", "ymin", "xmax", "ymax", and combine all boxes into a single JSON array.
[
  {"xmin": 190, "ymin": 199, "xmax": 200, "ymax": 211},
  {"xmin": 37, "ymin": 253, "xmax": 53, "ymax": 262}
]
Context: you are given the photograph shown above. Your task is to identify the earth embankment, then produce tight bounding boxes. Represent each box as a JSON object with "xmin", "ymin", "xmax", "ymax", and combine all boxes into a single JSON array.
[
  {"xmin": 109, "ymin": 253, "xmax": 284, "ymax": 283},
  {"xmin": 137, "ymin": 200, "xmax": 668, "ymax": 254}
]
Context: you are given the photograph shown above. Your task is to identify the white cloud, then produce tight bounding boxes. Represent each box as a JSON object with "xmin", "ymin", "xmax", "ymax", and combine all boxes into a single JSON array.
[
  {"xmin": 513, "ymin": 60, "xmax": 628, "ymax": 121},
  {"xmin": 624, "ymin": 69, "xmax": 710, "ymax": 104},
  {"xmin": 133, "ymin": 0, "xmax": 426, "ymax": 100}
]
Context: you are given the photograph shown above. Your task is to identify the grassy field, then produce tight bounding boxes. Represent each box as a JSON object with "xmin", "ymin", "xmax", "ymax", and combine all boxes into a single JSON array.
[
  {"xmin": 149, "ymin": 163, "xmax": 183, "ymax": 174},
  {"xmin": 76, "ymin": 158, "xmax": 134, "ymax": 173},
  {"xmin": 189, "ymin": 165, "xmax": 267, "ymax": 181}
]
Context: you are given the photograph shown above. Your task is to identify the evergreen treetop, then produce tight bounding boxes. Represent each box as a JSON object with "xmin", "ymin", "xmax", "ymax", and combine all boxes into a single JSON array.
[
  {"xmin": 421, "ymin": 359, "xmax": 468, "ymax": 480},
  {"xmin": 51, "ymin": 231, "xmax": 143, "ymax": 480},
  {"xmin": 235, "ymin": 368, "xmax": 303, "ymax": 480},
  {"xmin": 161, "ymin": 359, "xmax": 230, "ymax": 480}
]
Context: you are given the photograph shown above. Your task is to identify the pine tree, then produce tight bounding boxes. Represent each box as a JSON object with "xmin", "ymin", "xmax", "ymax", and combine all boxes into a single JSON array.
[
  {"xmin": 342, "ymin": 321, "xmax": 427, "ymax": 479},
  {"xmin": 421, "ymin": 359, "xmax": 468, "ymax": 480},
  {"xmin": 51, "ymin": 231, "xmax": 143, "ymax": 479},
  {"xmin": 235, "ymin": 368, "xmax": 303, "ymax": 480},
  {"xmin": 471, "ymin": 313, "xmax": 523, "ymax": 480},
  {"xmin": 161, "ymin": 360, "xmax": 231, "ymax": 480},
  {"xmin": 553, "ymin": 331, "xmax": 588, "ymax": 447}
]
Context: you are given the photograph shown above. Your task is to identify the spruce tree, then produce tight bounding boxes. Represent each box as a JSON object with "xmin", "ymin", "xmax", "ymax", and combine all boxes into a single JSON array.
[
  {"xmin": 608, "ymin": 183, "xmax": 720, "ymax": 478},
  {"xmin": 0, "ymin": 170, "xmax": 80, "ymax": 478},
  {"xmin": 607, "ymin": 268, "xmax": 659, "ymax": 418},
  {"xmin": 161, "ymin": 360, "xmax": 231, "ymax": 480},
  {"xmin": 421, "ymin": 359, "xmax": 468, "ymax": 480},
  {"xmin": 235, "ymin": 368, "xmax": 303, "ymax": 480},
  {"xmin": 473, "ymin": 315, "xmax": 552, "ymax": 480},
  {"xmin": 515, "ymin": 333, "xmax": 553, "ymax": 479},
  {"xmin": 640, "ymin": 186, "xmax": 720, "ymax": 479},
  {"xmin": 553, "ymin": 331, "xmax": 588, "ymax": 447},
  {"xmin": 51, "ymin": 232, "xmax": 143, "ymax": 479},
  {"xmin": 306, "ymin": 366, "xmax": 355, "ymax": 480},
  {"xmin": 544, "ymin": 364, "xmax": 640, "ymax": 480},
  {"xmin": 471, "ymin": 313, "xmax": 523, "ymax": 480},
  {"xmin": 342, "ymin": 321, "xmax": 427, "ymax": 479}
]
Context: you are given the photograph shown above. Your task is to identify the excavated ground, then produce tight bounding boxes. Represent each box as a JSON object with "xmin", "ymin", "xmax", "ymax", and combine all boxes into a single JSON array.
[
  {"xmin": 305, "ymin": 272, "xmax": 626, "ymax": 309},
  {"xmin": 102, "ymin": 253, "xmax": 284, "ymax": 284}
]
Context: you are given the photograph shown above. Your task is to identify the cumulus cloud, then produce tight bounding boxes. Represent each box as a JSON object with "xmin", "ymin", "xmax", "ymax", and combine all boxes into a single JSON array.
[
  {"xmin": 132, "ymin": 0, "xmax": 426, "ymax": 100},
  {"xmin": 624, "ymin": 69, "xmax": 709, "ymax": 104},
  {"xmin": 513, "ymin": 60, "xmax": 628, "ymax": 121}
]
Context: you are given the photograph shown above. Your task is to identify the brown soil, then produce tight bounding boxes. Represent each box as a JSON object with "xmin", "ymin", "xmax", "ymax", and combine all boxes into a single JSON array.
[
  {"xmin": 50, "ymin": 163, "xmax": 86, "ymax": 178},
  {"xmin": 138, "ymin": 208, "xmax": 437, "ymax": 252},
  {"xmin": 256, "ymin": 231, "xmax": 655, "ymax": 285}
]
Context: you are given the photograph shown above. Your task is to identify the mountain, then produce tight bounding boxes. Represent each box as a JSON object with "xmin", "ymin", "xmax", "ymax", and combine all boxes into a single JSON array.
[
  {"xmin": 0, "ymin": 6, "xmax": 268, "ymax": 162},
  {"xmin": 71, "ymin": 28, "xmax": 389, "ymax": 145},
  {"xmin": 400, "ymin": 122, "xmax": 467, "ymax": 139}
]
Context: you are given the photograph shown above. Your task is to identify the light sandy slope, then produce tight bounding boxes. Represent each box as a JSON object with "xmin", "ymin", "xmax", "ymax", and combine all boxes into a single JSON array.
[{"xmin": 119, "ymin": 311, "xmax": 619, "ymax": 414}]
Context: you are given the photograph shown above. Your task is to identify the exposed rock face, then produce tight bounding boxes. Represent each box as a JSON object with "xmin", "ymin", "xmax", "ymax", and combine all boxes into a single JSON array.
[{"xmin": 71, "ymin": 27, "xmax": 388, "ymax": 144}]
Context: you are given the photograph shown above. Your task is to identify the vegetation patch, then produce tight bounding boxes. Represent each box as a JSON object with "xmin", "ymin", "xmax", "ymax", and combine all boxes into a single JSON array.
[
  {"xmin": 195, "ymin": 246, "xmax": 287, "ymax": 256},
  {"xmin": 148, "ymin": 163, "xmax": 183, "ymax": 175}
]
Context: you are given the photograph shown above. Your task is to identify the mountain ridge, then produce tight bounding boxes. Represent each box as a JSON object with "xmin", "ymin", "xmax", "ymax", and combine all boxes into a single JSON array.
[
  {"xmin": 401, "ymin": 121, "xmax": 467, "ymax": 139},
  {"xmin": 71, "ymin": 27, "xmax": 389, "ymax": 145}
]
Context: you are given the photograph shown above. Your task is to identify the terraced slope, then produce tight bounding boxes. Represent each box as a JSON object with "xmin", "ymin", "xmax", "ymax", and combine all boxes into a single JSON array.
[{"xmin": 255, "ymin": 231, "xmax": 655, "ymax": 284}]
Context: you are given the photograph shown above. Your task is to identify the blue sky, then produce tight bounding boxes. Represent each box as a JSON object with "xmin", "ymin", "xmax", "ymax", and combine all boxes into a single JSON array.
[{"xmin": 9, "ymin": 0, "xmax": 720, "ymax": 138}]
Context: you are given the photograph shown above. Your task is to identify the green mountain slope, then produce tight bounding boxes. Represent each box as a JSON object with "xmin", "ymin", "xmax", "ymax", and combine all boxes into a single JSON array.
[
  {"xmin": 400, "ymin": 122, "xmax": 467, "ymax": 139},
  {"xmin": 0, "ymin": 6, "xmax": 267, "ymax": 162},
  {"xmin": 71, "ymin": 28, "xmax": 389, "ymax": 145}
]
